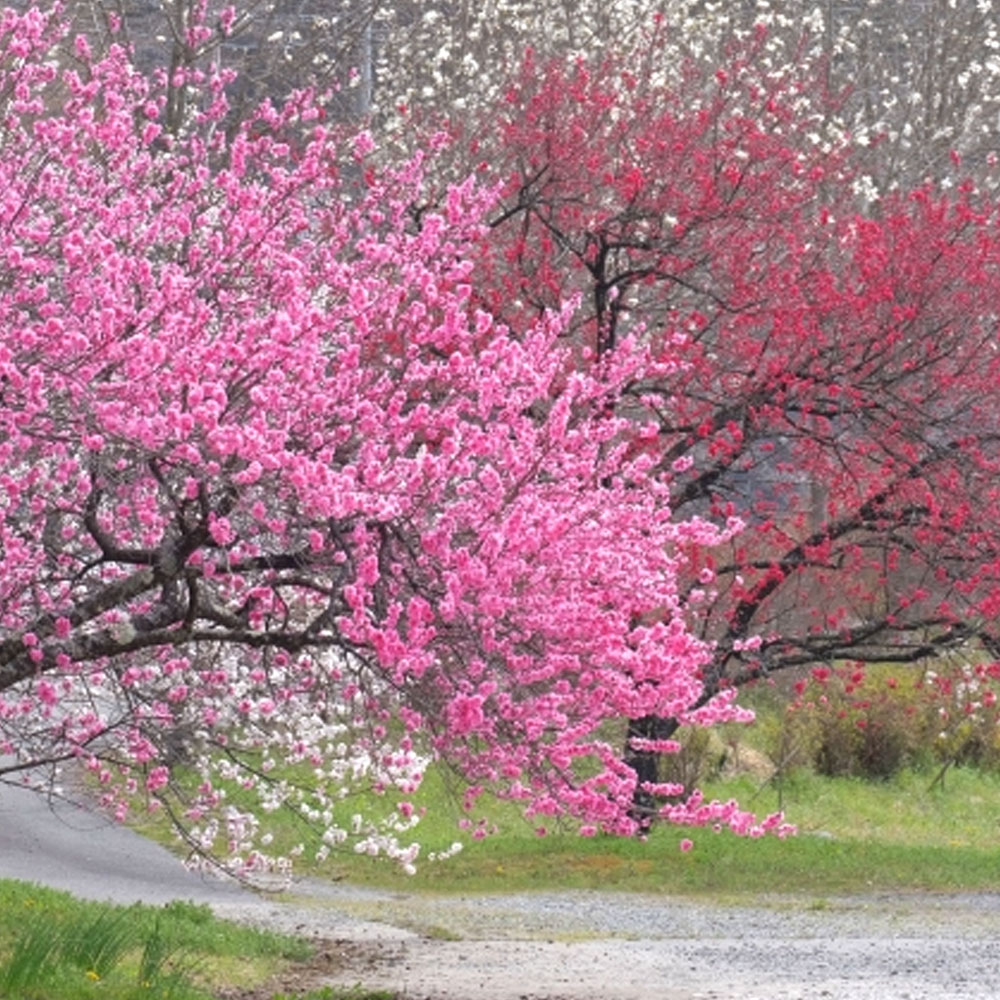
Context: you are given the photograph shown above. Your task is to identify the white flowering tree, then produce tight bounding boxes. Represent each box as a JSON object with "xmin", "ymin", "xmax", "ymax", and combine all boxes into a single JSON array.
[{"xmin": 55, "ymin": 0, "xmax": 1000, "ymax": 195}]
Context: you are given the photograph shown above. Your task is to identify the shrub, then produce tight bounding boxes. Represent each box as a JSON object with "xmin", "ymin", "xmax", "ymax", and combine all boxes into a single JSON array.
[
  {"xmin": 780, "ymin": 658, "xmax": 1000, "ymax": 780},
  {"xmin": 918, "ymin": 660, "xmax": 1000, "ymax": 770}
]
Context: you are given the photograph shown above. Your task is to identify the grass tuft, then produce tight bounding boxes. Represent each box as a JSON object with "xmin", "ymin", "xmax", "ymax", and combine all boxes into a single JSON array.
[
  {"xmin": 0, "ymin": 880, "xmax": 312, "ymax": 1000},
  {"xmin": 0, "ymin": 907, "xmax": 60, "ymax": 995},
  {"xmin": 60, "ymin": 902, "xmax": 141, "ymax": 979},
  {"xmin": 270, "ymin": 988, "xmax": 396, "ymax": 1000}
]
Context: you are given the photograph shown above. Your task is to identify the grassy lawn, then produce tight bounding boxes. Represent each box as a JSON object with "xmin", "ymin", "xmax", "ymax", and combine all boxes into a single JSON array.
[
  {"xmin": 117, "ymin": 658, "xmax": 1000, "ymax": 900},
  {"xmin": 0, "ymin": 880, "xmax": 312, "ymax": 1000},
  {"xmin": 7, "ymin": 764, "xmax": 999, "ymax": 1000},
  {"xmin": 7, "ymin": 746, "xmax": 1000, "ymax": 1000},
  {"xmin": 13, "ymin": 660, "xmax": 1000, "ymax": 1000},
  {"xmin": 322, "ymin": 764, "xmax": 1000, "ymax": 896},
  {"xmin": 126, "ymin": 754, "xmax": 1000, "ymax": 898}
]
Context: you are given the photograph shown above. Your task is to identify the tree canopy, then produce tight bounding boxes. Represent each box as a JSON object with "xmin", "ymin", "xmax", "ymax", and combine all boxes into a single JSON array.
[
  {"xmin": 4, "ymin": 2, "xmax": 1000, "ymax": 868},
  {"xmin": 0, "ymin": 7, "xmax": 779, "ymax": 873}
]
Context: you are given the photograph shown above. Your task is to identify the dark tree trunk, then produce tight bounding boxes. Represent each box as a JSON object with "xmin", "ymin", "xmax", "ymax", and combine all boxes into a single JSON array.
[{"xmin": 624, "ymin": 714, "xmax": 681, "ymax": 831}]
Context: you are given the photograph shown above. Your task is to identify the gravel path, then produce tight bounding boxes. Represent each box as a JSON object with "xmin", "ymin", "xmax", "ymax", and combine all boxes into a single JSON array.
[
  {"xmin": 217, "ymin": 881, "xmax": 1000, "ymax": 1000},
  {"xmin": 3, "ymin": 780, "xmax": 999, "ymax": 999}
]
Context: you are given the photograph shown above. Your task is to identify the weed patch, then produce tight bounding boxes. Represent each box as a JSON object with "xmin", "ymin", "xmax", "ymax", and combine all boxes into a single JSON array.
[{"xmin": 0, "ymin": 880, "xmax": 311, "ymax": 1000}]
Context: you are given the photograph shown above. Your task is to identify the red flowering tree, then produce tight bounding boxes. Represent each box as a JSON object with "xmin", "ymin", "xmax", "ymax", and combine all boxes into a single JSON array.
[
  {"xmin": 468, "ymin": 39, "xmax": 1000, "ymax": 809},
  {"xmin": 0, "ymin": 9, "xmax": 781, "ymax": 873}
]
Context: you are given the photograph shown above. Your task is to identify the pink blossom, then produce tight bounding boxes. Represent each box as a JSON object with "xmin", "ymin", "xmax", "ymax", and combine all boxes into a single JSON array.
[
  {"xmin": 0, "ymin": 17, "xmax": 788, "ymax": 877},
  {"xmin": 446, "ymin": 694, "xmax": 486, "ymax": 735},
  {"xmin": 146, "ymin": 766, "xmax": 169, "ymax": 792}
]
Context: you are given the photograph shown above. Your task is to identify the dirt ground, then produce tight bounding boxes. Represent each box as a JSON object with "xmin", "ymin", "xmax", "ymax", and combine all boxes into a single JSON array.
[{"xmin": 212, "ymin": 884, "xmax": 1000, "ymax": 1000}]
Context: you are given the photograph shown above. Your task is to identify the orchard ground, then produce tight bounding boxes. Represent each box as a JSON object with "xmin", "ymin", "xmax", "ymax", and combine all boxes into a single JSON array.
[{"xmin": 4, "ymin": 775, "xmax": 1000, "ymax": 1000}]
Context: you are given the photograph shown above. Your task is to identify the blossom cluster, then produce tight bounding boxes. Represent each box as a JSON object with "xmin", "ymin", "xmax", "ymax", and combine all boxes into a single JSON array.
[{"xmin": 0, "ymin": 7, "xmax": 781, "ymax": 871}]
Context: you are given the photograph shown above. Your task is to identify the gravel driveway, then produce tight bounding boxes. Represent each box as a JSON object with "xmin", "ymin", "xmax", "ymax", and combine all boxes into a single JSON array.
[
  {"xmin": 221, "ymin": 881, "xmax": 1000, "ymax": 1000},
  {"xmin": 3, "ymin": 781, "xmax": 999, "ymax": 999}
]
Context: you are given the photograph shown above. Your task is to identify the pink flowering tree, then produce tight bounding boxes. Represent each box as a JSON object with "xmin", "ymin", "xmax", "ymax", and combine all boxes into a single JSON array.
[{"xmin": 0, "ymin": 8, "xmax": 780, "ymax": 874}]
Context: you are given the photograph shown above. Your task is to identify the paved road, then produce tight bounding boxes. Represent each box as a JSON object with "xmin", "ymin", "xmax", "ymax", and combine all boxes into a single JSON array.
[{"xmin": 0, "ymin": 780, "xmax": 248, "ymax": 906}]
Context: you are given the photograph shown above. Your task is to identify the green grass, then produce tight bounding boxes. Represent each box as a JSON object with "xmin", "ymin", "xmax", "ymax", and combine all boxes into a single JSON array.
[
  {"xmin": 127, "ymin": 750, "xmax": 1000, "ymax": 899},
  {"xmin": 334, "ymin": 818, "xmax": 1000, "ymax": 897},
  {"xmin": 22, "ymin": 759, "xmax": 1000, "ymax": 1000},
  {"xmin": 119, "ymin": 662, "xmax": 1000, "ymax": 902},
  {"xmin": 31, "ymin": 672, "xmax": 1000, "ymax": 1000},
  {"xmin": 0, "ymin": 880, "xmax": 310, "ymax": 1000},
  {"xmin": 714, "ymin": 765, "xmax": 1000, "ymax": 847},
  {"xmin": 226, "ymin": 760, "xmax": 994, "ymax": 897}
]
